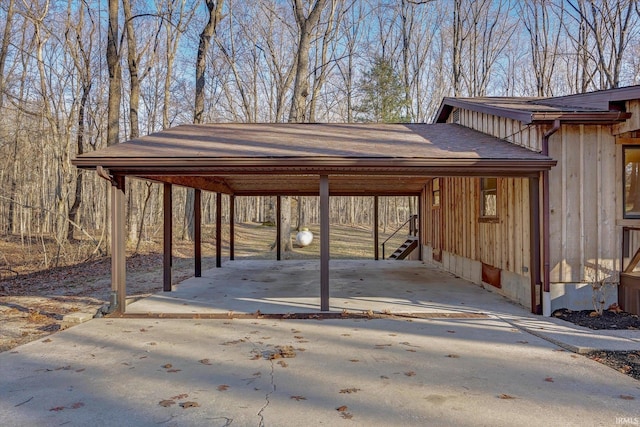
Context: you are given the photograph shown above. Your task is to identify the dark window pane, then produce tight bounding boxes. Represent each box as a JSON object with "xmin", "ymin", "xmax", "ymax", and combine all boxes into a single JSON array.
[{"xmin": 624, "ymin": 147, "xmax": 640, "ymax": 218}]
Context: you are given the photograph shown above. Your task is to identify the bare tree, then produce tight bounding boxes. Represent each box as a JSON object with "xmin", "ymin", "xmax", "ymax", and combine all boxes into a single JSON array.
[
  {"xmin": 564, "ymin": 0, "xmax": 638, "ymax": 90},
  {"xmin": 185, "ymin": 0, "xmax": 224, "ymax": 241},
  {"xmin": 288, "ymin": 0, "xmax": 328, "ymax": 123},
  {"xmin": 518, "ymin": 0, "xmax": 562, "ymax": 96},
  {"xmin": 107, "ymin": 0, "xmax": 121, "ymax": 146},
  {"xmin": 65, "ymin": 1, "xmax": 96, "ymax": 240}
]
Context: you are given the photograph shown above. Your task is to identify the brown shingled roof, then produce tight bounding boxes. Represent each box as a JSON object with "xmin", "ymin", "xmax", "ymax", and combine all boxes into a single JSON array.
[
  {"xmin": 73, "ymin": 123, "xmax": 554, "ymax": 196},
  {"xmin": 434, "ymin": 85, "xmax": 639, "ymax": 124}
]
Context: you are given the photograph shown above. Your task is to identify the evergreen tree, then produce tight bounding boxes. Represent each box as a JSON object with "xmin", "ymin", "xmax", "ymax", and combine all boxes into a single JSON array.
[{"xmin": 356, "ymin": 56, "xmax": 410, "ymax": 123}]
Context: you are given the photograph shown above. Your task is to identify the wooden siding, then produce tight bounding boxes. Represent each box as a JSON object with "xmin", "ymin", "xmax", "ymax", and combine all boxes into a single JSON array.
[
  {"xmin": 454, "ymin": 106, "xmax": 626, "ymax": 284},
  {"xmin": 457, "ymin": 108, "xmax": 542, "ymax": 152},
  {"xmin": 422, "ymin": 176, "xmax": 531, "ymax": 278},
  {"xmin": 547, "ymin": 125, "xmax": 620, "ymax": 283}
]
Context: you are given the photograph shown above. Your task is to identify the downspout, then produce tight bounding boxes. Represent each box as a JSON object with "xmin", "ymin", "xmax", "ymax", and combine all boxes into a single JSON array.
[{"xmin": 541, "ymin": 119, "xmax": 561, "ymax": 316}]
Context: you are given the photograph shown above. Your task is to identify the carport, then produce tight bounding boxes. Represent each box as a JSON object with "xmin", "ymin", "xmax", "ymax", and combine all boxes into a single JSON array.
[{"xmin": 72, "ymin": 123, "xmax": 555, "ymax": 313}]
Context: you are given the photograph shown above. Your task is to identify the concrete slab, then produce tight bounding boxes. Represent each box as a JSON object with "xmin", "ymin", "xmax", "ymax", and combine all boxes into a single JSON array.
[
  {"xmin": 1, "ymin": 260, "xmax": 639, "ymax": 426},
  {"xmin": 126, "ymin": 260, "xmax": 523, "ymax": 316}
]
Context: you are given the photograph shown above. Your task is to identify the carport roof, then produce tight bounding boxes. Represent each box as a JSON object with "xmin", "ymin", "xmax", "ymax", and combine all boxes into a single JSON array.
[{"xmin": 72, "ymin": 123, "xmax": 555, "ymax": 195}]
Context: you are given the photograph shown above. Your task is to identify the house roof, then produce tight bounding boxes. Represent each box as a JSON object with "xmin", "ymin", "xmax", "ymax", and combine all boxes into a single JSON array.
[
  {"xmin": 72, "ymin": 123, "xmax": 555, "ymax": 196},
  {"xmin": 434, "ymin": 85, "xmax": 640, "ymax": 124}
]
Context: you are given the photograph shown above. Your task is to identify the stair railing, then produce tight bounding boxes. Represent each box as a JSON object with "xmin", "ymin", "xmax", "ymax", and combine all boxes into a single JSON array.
[{"xmin": 381, "ymin": 214, "xmax": 418, "ymax": 259}]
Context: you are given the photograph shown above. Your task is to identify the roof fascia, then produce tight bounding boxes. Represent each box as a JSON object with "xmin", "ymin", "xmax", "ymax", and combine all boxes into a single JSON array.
[
  {"xmin": 435, "ymin": 97, "xmax": 632, "ymax": 125},
  {"xmin": 434, "ymin": 98, "xmax": 535, "ymax": 124},
  {"xmin": 537, "ymin": 85, "xmax": 640, "ymax": 110}
]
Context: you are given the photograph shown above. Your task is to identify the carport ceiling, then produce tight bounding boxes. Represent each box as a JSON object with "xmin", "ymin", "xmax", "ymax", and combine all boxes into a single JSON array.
[{"xmin": 72, "ymin": 123, "xmax": 556, "ymax": 195}]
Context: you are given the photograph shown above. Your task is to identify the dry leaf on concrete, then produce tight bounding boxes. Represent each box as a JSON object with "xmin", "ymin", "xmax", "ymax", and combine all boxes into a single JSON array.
[{"xmin": 180, "ymin": 401, "xmax": 200, "ymax": 409}]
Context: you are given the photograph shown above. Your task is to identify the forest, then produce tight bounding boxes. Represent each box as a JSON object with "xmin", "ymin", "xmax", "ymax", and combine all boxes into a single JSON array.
[{"xmin": 1, "ymin": 0, "xmax": 640, "ymax": 272}]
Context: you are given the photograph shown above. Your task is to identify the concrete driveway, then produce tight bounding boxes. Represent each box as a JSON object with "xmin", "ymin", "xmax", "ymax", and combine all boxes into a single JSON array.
[{"xmin": 1, "ymin": 261, "xmax": 639, "ymax": 426}]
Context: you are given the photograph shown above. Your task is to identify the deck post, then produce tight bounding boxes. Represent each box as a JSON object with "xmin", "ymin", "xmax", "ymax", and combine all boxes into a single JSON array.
[
  {"xmin": 111, "ymin": 175, "xmax": 126, "ymax": 312},
  {"xmin": 374, "ymin": 196, "xmax": 379, "ymax": 260},
  {"xmin": 276, "ymin": 196, "xmax": 282, "ymax": 261},
  {"xmin": 529, "ymin": 176, "xmax": 542, "ymax": 314},
  {"xmin": 216, "ymin": 192, "xmax": 222, "ymax": 268},
  {"xmin": 417, "ymin": 194, "xmax": 423, "ymax": 261},
  {"xmin": 230, "ymin": 195, "xmax": 235, "ymax": 261},
  {"xmin": 320, "ymin": 175, "xmax": 330, "ymax": 311},
  {"xmin": 195, "ymin": 189, "xmax": 202, "ymax": 277},
  {"xmin": 163, "ymin": 183, "xmax": 172, "ymax": 292}
]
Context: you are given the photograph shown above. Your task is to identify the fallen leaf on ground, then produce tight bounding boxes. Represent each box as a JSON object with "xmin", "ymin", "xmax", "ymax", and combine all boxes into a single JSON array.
[
  {"xmin": 268, "ymin": 345, "xmax": 296, "ymax": 359},
  {"xmin": 277, "ymin": 360, "xmax": 288, "ymax": 367},
  {"xmin": 405, "ymin": 371, "xmax": 416, "ymax": 377},
  {"xmin": 180, "ymin": 401, "xmax": 200, "ymax": 409},
  {"xmin": 162, "ymin": 364, "xmax": 172, "ymax": 369},
  {"xmin": 498, "ymin": 394, "xmax": 515, "ymax": 399},
  {"xmin": 217, "ymin": 385, "xmax": 229, "ymax": 391},
  {"xmin": 446, "ymin": 330, "xmax": 456, "ymax": 334},
  {"xmin": 167, "ymin": 369, "xmax": 181, "ymax": 373},
  {"xmin": 42, "ymin": 339, "xmax": 52, "ymax": 343},
  {"xmin": 340, "ymin": 388, "xmax": 361, "ymax": 394},
  {"xmin": 544, "ymin": 377, "xmax": 554, "ymax": 382},
  {"xmin": 159, "ymin": 400, "xmax": 175, "ymax": 407},
  {"xmin": 70, "ymin": 402, "xmax": 84, "ymax": 409},
  {"xmin": 49, "ymin": 406, "xmax": 65, "ymax": 412},
  {"xmin": 620, "ymin": 395, "xmax": 635, "ymax": 400},
  {"xmin": 349, "ymin": 359, "xmax": 359, "ymax": 362},
  {"xmin": 171, "ymin": 394, "xmax": 188, "ymax": 400},
  {"xmin": 290, "ymin": 396, "xmax": 306, "ymax": 401},
  {"xmin": 380, "ymin": 375, "xmax": 389, "ymax": 379},
  {"xmin": 199, "ymin": 359, "xmax": 212, "ymax": 365},
  {"xmin": 517, "ymin": 341, "xmax": 529, "ymax": 344},
  {"xmin": 336, "ymin": 405, "xmax": 348, "ymax": 412},
  {"xmin": 446, "ymin": 354, "xmax": 460, "ymax": 358}
]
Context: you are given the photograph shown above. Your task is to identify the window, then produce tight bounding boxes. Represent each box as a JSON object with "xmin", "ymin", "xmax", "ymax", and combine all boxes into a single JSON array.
[
  {"xmin": 624, "ymin": 146, "xmax": 640, "ymax": 219},
  {"xmin": 480, "ymin": 178, "xmax": 498, "ymax": 218},
  {"xmin": 432, "ymin": 178, "xmax": 440, "ymax": 207}
]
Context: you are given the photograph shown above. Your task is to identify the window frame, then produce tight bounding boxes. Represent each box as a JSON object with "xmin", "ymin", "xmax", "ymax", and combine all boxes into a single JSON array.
[
  {"xmin": 432, "ymin": 178, "xmax": 440, "ymax": 208},
  {"xmin": 479, "ymin": 177, "xmax": 498, "ymax": 221},
  {"xmin": 623, "ymin": 145, "xmax": 640, "ymax": 219}
]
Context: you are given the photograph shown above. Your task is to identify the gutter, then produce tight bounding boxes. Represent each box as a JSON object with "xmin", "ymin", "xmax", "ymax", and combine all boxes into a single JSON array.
[{"xmin": 541, "ymin": 119, "xmax": 561, "ymax": 316}]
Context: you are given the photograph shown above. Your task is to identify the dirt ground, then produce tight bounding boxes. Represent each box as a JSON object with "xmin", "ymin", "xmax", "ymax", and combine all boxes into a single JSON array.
[{"xmin": 0, "ymin": 222, "xmax": 383, "ymax": 353}]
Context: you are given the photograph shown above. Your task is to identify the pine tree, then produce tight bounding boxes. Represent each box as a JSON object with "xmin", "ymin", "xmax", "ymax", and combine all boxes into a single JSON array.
[{"xmin": 356, "ymin": 57, "xmax": 410, "ymax": 123}]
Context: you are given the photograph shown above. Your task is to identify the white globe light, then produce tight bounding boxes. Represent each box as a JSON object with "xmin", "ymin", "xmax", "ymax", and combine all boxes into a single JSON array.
[{"xmin": 296, "ymin": 229, "xmax": 313, "ymax": 247}]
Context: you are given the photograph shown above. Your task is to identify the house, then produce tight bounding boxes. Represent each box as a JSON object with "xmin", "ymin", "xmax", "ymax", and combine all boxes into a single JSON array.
[
  {"xmin": 430, "ymin": 85, "xmax": 640, "ymax": 315},
  {"xmin": 72, "ymin": 86, "xmax": 640, "ymax": 316}
]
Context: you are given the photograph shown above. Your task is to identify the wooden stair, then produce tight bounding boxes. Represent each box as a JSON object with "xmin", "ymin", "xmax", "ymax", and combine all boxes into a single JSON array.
[{"xmin": 388, "ymin": 237, "xmax": 418, "ymax": 260}]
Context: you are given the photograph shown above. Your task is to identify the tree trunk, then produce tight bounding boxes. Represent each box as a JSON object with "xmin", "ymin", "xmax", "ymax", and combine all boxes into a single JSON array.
[
  {"xmin": 186, "ymin": 0, "xmax": 224, "ymax": 241},
  {"xmin": 107, "ymin": 0, "xmax": 121, "ymax": 147},
  {"xmin": 288, "ymin": 0, "xmax": 328, "ymax": 123}
]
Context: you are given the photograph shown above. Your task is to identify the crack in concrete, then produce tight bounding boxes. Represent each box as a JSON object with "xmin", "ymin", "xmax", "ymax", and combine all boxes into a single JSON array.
[{"xmin": 257, "ymin": 358, "xmax": 275, "ymax": 427}]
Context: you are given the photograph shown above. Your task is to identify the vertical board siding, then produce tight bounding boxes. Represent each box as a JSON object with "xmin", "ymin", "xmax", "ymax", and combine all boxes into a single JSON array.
[
  {"xmin": 545, "ymin": 125, "xmax": 619, "ymax": 283},
  {"xmin": 421, "ymin": 176, "xmax": 530, "ymax": 278},
  {"xmin": 456, "ymin": 109, "xmax": 541, "ymax": 152},
  {"xmin": 445, "ymin": 107, "xmax": 623, "ymax": 286}
]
